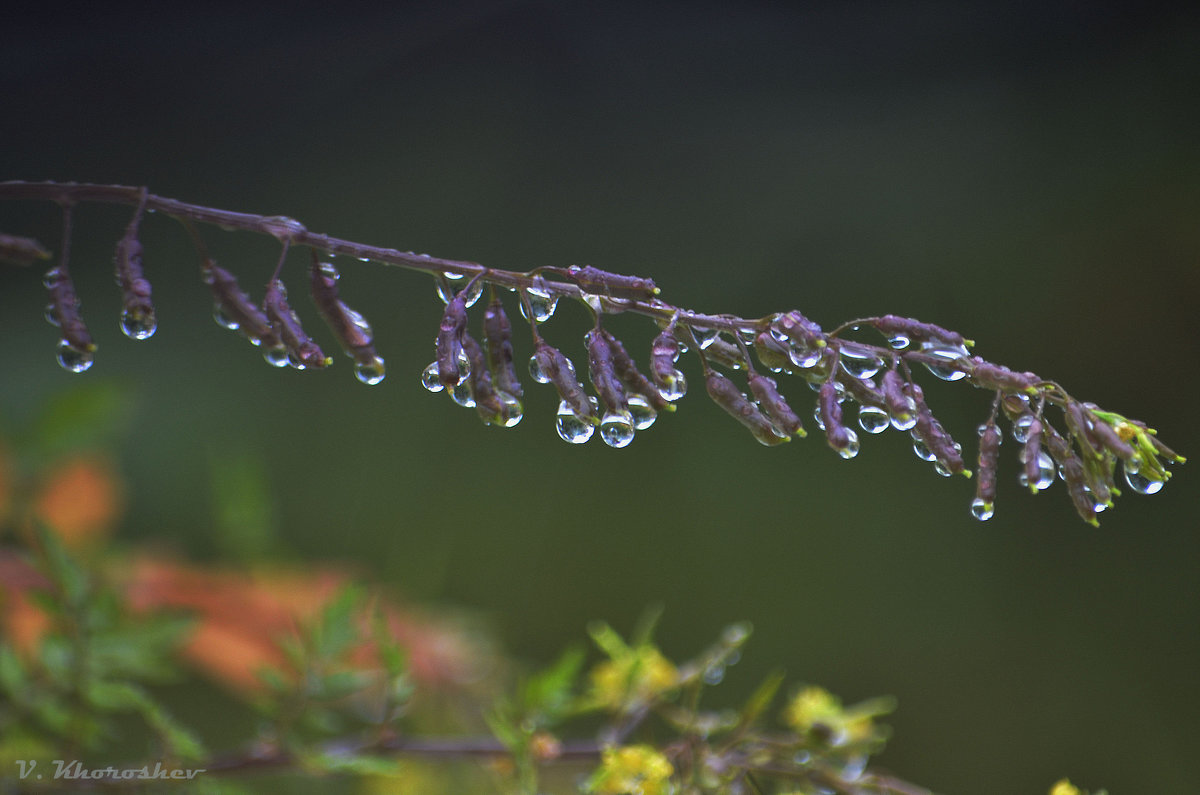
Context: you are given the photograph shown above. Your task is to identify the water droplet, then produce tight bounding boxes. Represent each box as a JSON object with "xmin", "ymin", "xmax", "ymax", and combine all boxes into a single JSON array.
[
  {"xmin": 812, "ymin": 404, "xmax": 825, "ymax": 431},
  {"xmin": 1017, "ymin": 450, "xmax": 1056, "ymax": 490},
  {"xmin": 839, "ymin": 347, "xmax": 882, "ymax": 379},
  {"xmin": 450, "ymin": 381, "xmax": 475, "ymax": 407},
  {"xmin": 836, "ymin": 429, "xmax": 861, "ymax": 459},
  {"xmin": 43, "ymin": 267, "xmax": 63, "ymax": 289},
  {"xmin": 213, "ymin": 305, "xmax": 240, "ymax": 330},
  {"xmin": 857, "ymin": 405, "xmax": 890, "ymax": 434},
  {"xmin": 911, "ymin": 437, "xmax": 937, "ymax": 462},
  {"xmin": 318, "ymin": 261, "xmax": 340, "ymax": 279},
  {"xmin": 889, "ymin": 401, "xmax": 918, "ymax": 431},
  {"xmin": 263, "ymin": 346, "xmax": 289, "ymax": 367},
  {"xmin": 354, "ymin": 356, "xmax": 386, "ymax": 385},
  {"xmin": 692, "ymin": 327, "xmax": 720, "ymax": 349},
  {"xmin": 627, "ymin": 394, "xmax": 657, "ymax": 430},
  {"xmin": 44, "ymin": 303, "xmax": 60, "ymax": 327},
  {"xmin": 56, "ymin": 340, "xmax": 93, "ymax": 373},
  {"xmin": 460, "ymin": 278, "xmax": 484, "ymax": 308},
  {"xmin": 736, "ymin": 327, "xmax": 757, "ymax": 345},
  {"xmin": 1012, "ymin": 414, "xmax": 1036, "ymax": 443},
  {"xmin": 788, "ymin": 343, "xmax": 823, "ymax": 369},
  {"xmin": 658, "ymin": 370, "xmax": 687, "ymax": 402},
  {"xmin": 434, "ymin": 279, "xmax": 454, "ymax": 305},
  {"xmin": 120, "ymin": 308, "xmax": 157, "ymax": 340},
  {"xmin": 490, "ymin": 392, "xmax": 523, "ymax": 427},
  {"xmin": 599, "ymin": 411, "xmax": 635, "ymax": 448},
  {"xmin": 970, "ymin": 498, "xmax": 995, "ymax": 521},
  {"xmin": 528, "ymin": 353, "xmax": 551, "ymax": 383},
  {"xmin": 703, "ymin": 665, "xmax": 725, "ymax": 686},
  {"xmin": 556, "ymin": 400, "xmax": 595, "ymax": 444},
  {"xmin": 920, "ymin": 341, "xmax": 969, "ymax": 381},
  {"xmin": 443, "ymin": 270, "xmax": 465, "ymax": 281},
  {"xmin": 520, "ymin": 287, "xmax": 558, "ymax": 322},
  {"xmin": 1123, "ymin": 461, "xmax": 1164, "ymax": 495},
  {"xmin": 933, "ymin": 461, "xmax": 953, "ymax": 477},
  {"xmin": 421, "ymin": 361, "xmax": 445, "ymax": 392},
  {"xmin": 888, "ymin": 333, "xmax": 911, "ymax": 350}
]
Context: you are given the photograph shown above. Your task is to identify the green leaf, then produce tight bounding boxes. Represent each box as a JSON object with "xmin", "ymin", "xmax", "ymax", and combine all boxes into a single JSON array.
[
  {"xmin": 521, "ymin": 645, "xmax": 584, "ymax": 723},
  {"xmin": 313, "ymin": 585, "xmax": 364, "ymax": 661},
  {"xmin": 587, "ymin": 621, "xmax": 630, "ymax": 660},
  {"xmin": 733, "ymin": 670, "xmax": 786, "ymax": 734},
  {"xmin": 33, "ymin": 522, "xmax": 87, "ymax": 608},
  {"xmin": 0, "ymin": 644, "xmax": 28, "ymax": 697},
  {"xmin": 313, "ymin": 670, "xmax": 373, "ymax": 701},
  {"xmin": 31, "ymin": 382, "xmax": 133, "ymax": 458}
]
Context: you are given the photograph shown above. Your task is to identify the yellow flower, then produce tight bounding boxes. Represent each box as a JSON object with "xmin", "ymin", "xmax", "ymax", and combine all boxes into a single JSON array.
[
  {"xmin": 782, "ymin": 686, "xmax": 842, "ymax": 732},
  {"xmin": 589, "ymin": 745, "xmax": 674, "ymax": 795},
  {"xmin": 1049, "ymin": 779, "xmax": 1081, "ymax": 795},
  {"xmin": 589, "ymin": 646, "xmax": 678, "ymax": 710}
]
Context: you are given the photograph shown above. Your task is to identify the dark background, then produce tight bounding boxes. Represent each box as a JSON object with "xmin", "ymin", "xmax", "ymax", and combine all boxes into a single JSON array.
[{"xmin": 2, "ymin": 3, "xmax": 1198, "ymax": 792}]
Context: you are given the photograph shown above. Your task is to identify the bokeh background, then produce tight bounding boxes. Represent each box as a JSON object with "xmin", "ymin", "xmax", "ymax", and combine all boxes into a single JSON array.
[{"xmin": 3, "ymin": 2, "xmax": 1198, "ymax": 792}]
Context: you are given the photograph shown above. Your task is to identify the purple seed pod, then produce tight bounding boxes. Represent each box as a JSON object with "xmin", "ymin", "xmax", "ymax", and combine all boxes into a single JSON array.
[
  {"xmin": 748, "ymin": 373, "xmax": 805, "ymax": 437},
  {"xmin": 201, "ymin": 260, "xmax": 281, "ymax": 348},
  {"xmin": 310, "ymin": 259, "xmax": 385, "ymax": 384},
  {"xmin": 906, "ymin": 382, "xmax": 966, "ymax": 475},
  {"xmin": 1086, "ymin": 411, "xmax": 1136, "ymax": 461},
  {"xmin": 600, "ymin": 328, "xmax": 670, "ymax": 410},
  {"xmin": 0, "ymin": 232, "xmax": 50, "ymax": 266},
  {"xmin": 703, "ymin": 336, "xmax": 748, "ymax": 372},
  {"xmin": 772, "ymin": 311, "xmax": 824, "ymax": 349},
  {"xmin": 534, "ymin": 340, "xmax": 593, "ymax": 422},
  {"xmin": 705, "ymin": 370, "xmax": 788, "ymax": 446},
  {"xmin": 462, "ymin": 332, "xmax": 519, "ymax": 426},
  {"xmin": 44, "ymin": 266, "xmax": 94, "ymax": 356},
  {"xmin": 566, "ymin": 265, "xmax": 659, "ymax": 300},
  {"xmin": 1063, "ymin": 400, "xmax": 1102, "ymax": 459},
  {"xmin": 753, "ymin": 331, "xmax": 791, "ymax": 373},
  {"xmin": 483, "ymin": 295, "xmax": 522, "ymax": 399},
  {"xmin": 1061, "ymin": 454, "xmax": 1100, "ymax": 526},
  {"xmin": 874, "ymin": 315, "xmax": 968, "ymax": 348},
  {"xmin": 264, "ymin": 280, "xmax": 330, "ymax": 369},
  {"xmin": 1023, "ymin": 417, "xmax": 1044, "ymax": 492},
  {"xmin": 436, "ymin": 292, "xmax": 469, "ymax": 387},
  {"xmin": 114, "ymin": 233, "xmax": 156, "ymax": 339},
  {"xmin": 586, "ymin": 329, "xmax": 629, "ymax": 416},
  {"xmin": 969, "ymin": 359, "xmax": 1039, "ymax": 395},
  {"xmin": 976, "ymin": 419, "xmax": 1002, "ymax": 509},
  {"xmin": 650, "ymin": 327, "xmax": 682, "ymax": 389},
  {"xmin": 840, "ymin": 373, "xmax": 886, "ymax": 408},
  {"xmin": 880, "ymin": 369, "xmax": 916, "ymax": 427},
  {"xmin": 818, "ymin": 381, "xmax": 853, "ymax": 453}
]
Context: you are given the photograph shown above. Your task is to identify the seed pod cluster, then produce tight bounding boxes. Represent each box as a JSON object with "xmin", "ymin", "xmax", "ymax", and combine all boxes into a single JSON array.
[
  {"xmin": 264, "ymin": 280, "xmax": 331, "ymax": 370},
  {"xmin": 705, "ymin": 370, "xmax": 788, "ymax": 446},
  {"xmin": 586, "ymin": 328, "xmax": 630, "ymax": 418},
  {"xmin": 436, "ymin": 292, "xmax": 470, "ymax": 387},
  {"xmin": 817, "ymin": 381, "xmax": 859, "ymax": 458},
  {"xmin": 0, "ymin": 232, "xmax": 50, "ymax": 266},
  {"xmin": 874, "ymin": 315, "xmax": 969, "ymax": 349},
  {"xmin": 310, "ymin": 259, "xmax": 385, "ymax": 385},
  {"xmin": 202, "ymin": 259, "xmax": 283, "ymax": 359},
  {"xmin": 483, "ymin": 296, "xmax": 522, "ymax": 400},
  {"xmin": 114, "ymin": 230, "xmax": 156, "ymax": 341},
  {"xmin": 44, "ymin": 265, "xmax": 96, "ymax": 372},
  {"xmin": 565, "ymin": 265, "xmax": 659, "ymax": 300},
  {"xmin": 973, "ymin": 418, "xmax": 1002, "ymax": 519},
  {"xmin": 600, "ymin": 329, "xmax": 671, "ymax": 411},
  {"xmin": 531, "ymin": 340, "xmax": 594, "ymax": 423},
  {"xmin": 747, "ymin": 373, "xmax": 805, "ymax": 437},
  {"xmin": 461, "ymin": 332, "xmax": 522, "ymax": 427},
  {"xmin": 905, "ymin": 382, "xmax": 966, "ymax": 476}
]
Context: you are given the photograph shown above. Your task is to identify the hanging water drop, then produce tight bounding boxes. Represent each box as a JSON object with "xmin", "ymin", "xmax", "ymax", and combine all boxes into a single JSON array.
[
  {"xmin": 44, "ymin": 303, "xmax": 60, "ymax": 327},
  {"xmin": 421, "ymin": 361, "xmax": 445, "ymax": 392},
  {"xmin": 839, "ymin": 347, "xmax": 882, "ymax": 379},
  {"xmin": 692, "ymin": 327, "xmax": 720, "ymax": 349},
  {"xmin": 460, "ymin": 278, "xmax": 484, "ymax": 308},
  {"xmin": 120, "ymin": 308, "xmax": 157, "ymax": 340},
  {"xmin": 857, "ymin": 405, "xmax": 890, "ymax": 434},
  {"xmin": 354, "ymin": 356, "xmax": 386, "ymax": 385},
  {"xmin": 887, "ymin": 333, "xmax": 910, "ymax": 350},
  {"xmin": 528, "ymin": 353, "xmax": 552, "ymax": 383},
  {"xmin": 450, "ymin": 381, "xmax": 475, "ymax": 407},
  {"xmin": 835, "ymin": 428, "xmax": 861, "ymax": 459},
  {"xmin": 263, "ymin": 346, "xmax": 289, "ymax": 367},
  {"xmin": 1012, "ymin": 414, "xmax": 1037, "ymax": 443},
  {"xmin": 443, "ymin": 270, "xmax": 465, "ymax": 281},
  {"xmin": 970, "ymin": 498, "xmax": 995, "ymax": 521},
  {"xmin": 1123, "ymin": 461, "xmax": 1164, "ymax": 495},
  {"xmin": 627, "ymin": 394, "xmax": 657, "ymax": 430},
  {"xmin": 919, "ymin": 341, "xmax": 969, "ymax": 381},
  {"xmin": 658, "ymin": 370, "xmax": 687, "ymax": 402},
  {"xmin": 556, "ymin": 400, "xmax": 595, "ymax": 444},
  {"xmin": 519, "ymin": 287, "xmax": 558, "ymax": 322},
  {"xmin": 911, "ymin": 437, "xmax": 936, "ymax": 462},
  {"xmin": 787, "ymin": 343, "xmax": 823, "ymax": 369},
  {"xmin": 56, "ymin": 340, "xmax": 93, "ymax": 373},
  {"xmin": 491, "ymin": 392, "xmax": 524, "ymax": 428},
  {"xmin": 212, "ymin": 305, "xmax": 240, "ymax": 330},
  {"xmin": 1017, "ymin": 450, "xmax": 1056, "ymax": 491},
  {"xmin": 599, "ymin": 411, "xmax": 635, "ymax": 448}
]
